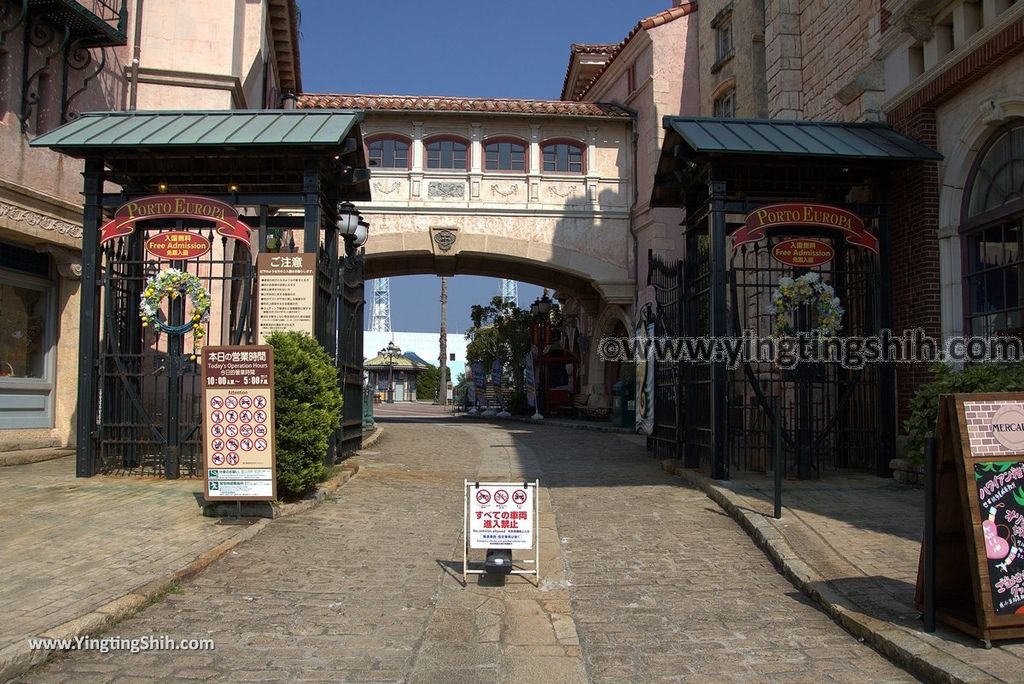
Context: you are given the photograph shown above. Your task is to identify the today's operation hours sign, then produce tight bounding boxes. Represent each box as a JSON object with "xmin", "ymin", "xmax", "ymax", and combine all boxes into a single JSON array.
[
  {"xmin": 468, "ymin": 483, "xmax": 535, "ymax": 549},
  {"xmin": 202, "ymin": 345, "xmax": 277, "ymax": 501}
]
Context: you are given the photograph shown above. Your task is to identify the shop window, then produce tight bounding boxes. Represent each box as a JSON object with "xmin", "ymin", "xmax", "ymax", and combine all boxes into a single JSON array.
[
  {"xmin": 484, "ymin": 138, "xmax": 526, "ymax": 172},
  {"xmin": 0, "ymin": 278, "xmax": 50, "ymax": 379},
  {"xmin": 542, "ymin": 141, "xmax": 585, "ymax": 174},
  {"xmin": 962, "ymin": 123, "xmax": 1024, "ymax": 337},
  {"xmin": 367, "ymin": 136, "xmax": 410, "ymax": 169},
  {"xmin": 426, "ymin": 137, "xmax": 469, "ymax": 170}
]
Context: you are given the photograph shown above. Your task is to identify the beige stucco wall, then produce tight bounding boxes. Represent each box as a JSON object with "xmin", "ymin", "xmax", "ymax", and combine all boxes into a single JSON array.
[
  {"xmin": 132, "ymin": 0, "xmax": 275, "ymax": 109},
  {"xmin": 581, "ymin": 13, "xmax": 699, "ymax": 297}
]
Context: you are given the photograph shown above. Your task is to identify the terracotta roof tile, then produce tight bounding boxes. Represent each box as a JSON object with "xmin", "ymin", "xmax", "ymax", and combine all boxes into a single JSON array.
[
  {"xmin": 298, "ymin": 93, "xmax": 630, "ymax": 118},
  {"xmin": 571, "ymin": 1, "xmax": 697, "ymax": 101},
  {"xmin": 560, "ymin": 44, "xmax": 617, "ymax": 100}
]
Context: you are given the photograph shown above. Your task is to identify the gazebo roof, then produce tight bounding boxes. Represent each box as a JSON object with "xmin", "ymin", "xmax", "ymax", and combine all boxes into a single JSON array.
[{"xmin": 365, "ymin": 352, "xmax": 430, "ymax": 370}]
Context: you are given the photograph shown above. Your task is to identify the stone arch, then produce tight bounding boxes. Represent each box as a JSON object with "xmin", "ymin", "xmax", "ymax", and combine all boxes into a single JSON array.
[
  {"xmin": 938, "ymin": 97, "xmax": 1024, "ymax": 339},
  {"xmin": 584, "ymin": 303, "xmax": 632, "ymax": 400}
]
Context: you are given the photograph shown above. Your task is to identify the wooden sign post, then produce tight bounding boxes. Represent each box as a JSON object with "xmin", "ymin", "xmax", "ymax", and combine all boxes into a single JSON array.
[{"xmin": 917, "ymin": 392, "xmax": 1024, "ymax": 643}]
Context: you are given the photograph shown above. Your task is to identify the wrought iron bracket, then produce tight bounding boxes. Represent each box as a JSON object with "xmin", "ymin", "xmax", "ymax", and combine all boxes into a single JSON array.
[
  {"xmin": 62, "ymin": 39, "xmax": 104, "ymax": 123},
  {"xmin": 20, "ymin": 15, "xmax": 69, "ymax": 133},
  {"xmin": 0, "ymin": 0, "xmax": 28, "ymax": 46}
]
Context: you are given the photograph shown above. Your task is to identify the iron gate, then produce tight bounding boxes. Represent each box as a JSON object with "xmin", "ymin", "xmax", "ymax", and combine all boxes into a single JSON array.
[
  {"xmin": 726, "ymin": 236, "xmax": 882, "ymax": 477},
  {"xmin": 648, "ymin": 252, "xmax": 683, "ymax": 459},
  {"xmin": 96, "ymin": 226, "xmax": 253, "ymax": 477}
]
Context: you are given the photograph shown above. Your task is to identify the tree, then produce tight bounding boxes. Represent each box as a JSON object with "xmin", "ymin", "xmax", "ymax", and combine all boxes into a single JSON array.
[
  {"xmin": 417, "ymin": 363, "xmax": 440, "ymax": 402},
  {"xmin": 465, "ymin": 296, "xmax": 534, "ymax": 393}
]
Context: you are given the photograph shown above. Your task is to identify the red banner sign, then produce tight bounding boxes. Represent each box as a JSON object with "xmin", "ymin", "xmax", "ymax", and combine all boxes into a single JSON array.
[
  {"xmin": 771, "ymin": 239, "xmax": 835, "ymax": 268},
  {"xmin": 145, "ymin": 231, "xmax": 212, "ymax": 260},
  {"xmin": 733, "ymin": 203, "xmax": 877, "ymax": 253},
  {"xmin": 100, "ymin": 195, "xmax": 250, "ymax": 247}
]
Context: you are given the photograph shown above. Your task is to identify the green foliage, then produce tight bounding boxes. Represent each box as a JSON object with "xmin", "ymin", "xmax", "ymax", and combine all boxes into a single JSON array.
[
  {"xmin": 267, "ymin": 332, "xmax": 342, "ymax": 497},
  {"xmin": 465, "ymin": 296, "xmax": 548, "ymax": 394},
  {"xmin": 904, "ymin": 362, "xmax": 1024, "ymax": 464},
  {"xmin": 417, "ymin": 363, "xmax": 440, "ymax": 401}
]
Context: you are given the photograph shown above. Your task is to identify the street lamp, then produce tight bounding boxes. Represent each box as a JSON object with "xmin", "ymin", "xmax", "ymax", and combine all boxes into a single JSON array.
[
  {"xmin": 337, "ymin": 202, "xmax": 370, "ymax": 258},
  {"xmin": 379, "ymin": 340, "xmax": 402, "ymax": 403},
  {"xmin": 529, "ymin": 290, "xmax": 553, "ymax": 420}
]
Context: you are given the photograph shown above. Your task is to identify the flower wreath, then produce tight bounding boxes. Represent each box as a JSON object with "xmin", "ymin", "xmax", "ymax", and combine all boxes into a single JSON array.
[
  {"xmin": 769, "ymin": 272, "xmax": 844, "ymax": 337},
  {"xmin": 139, "ymin": 268, "xmax": 211, "ymax": 357}
]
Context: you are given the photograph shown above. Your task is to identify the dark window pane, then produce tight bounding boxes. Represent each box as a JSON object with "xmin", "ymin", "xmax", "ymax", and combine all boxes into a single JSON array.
[{"xmin": 542, "ymin": 143, "xmax": 584, "ymax": 173}]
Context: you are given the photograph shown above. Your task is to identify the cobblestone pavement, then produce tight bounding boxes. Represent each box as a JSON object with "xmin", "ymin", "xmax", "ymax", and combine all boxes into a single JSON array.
[
  {"xmin": 683, "ymin": 468, "xmax": 1024, "ymax": 681},
  {"xmin": 21, "ymin": 416, "xmax": 915, "ymax": 682},
  {"xmin": 0, "ymin": 456, "xmax": 251, "ymax": 659}
]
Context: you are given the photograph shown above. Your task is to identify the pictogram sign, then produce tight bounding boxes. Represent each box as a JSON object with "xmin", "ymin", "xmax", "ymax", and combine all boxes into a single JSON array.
[
  {"xmin": 202, "ymin": 345, "xmax": 276, "ymax": 501},
  {"xmin": 463, "ymin": 481, "xmax": 540, "ymax": 586}
]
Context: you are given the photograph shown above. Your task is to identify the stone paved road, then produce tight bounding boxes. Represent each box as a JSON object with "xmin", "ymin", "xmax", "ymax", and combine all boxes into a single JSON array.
[
  {"xmin": 0, "ymin": 456, "xmax": 249, "ymax": 658},
  {"xmin": 21, "ymin": 415, "xmax": 916, "ymax": 682}
]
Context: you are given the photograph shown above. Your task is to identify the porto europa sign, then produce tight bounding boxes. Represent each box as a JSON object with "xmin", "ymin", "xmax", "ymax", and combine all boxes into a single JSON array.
[
  {"xmin": 100, "ymin": 195, "xmax": 251, "ymax": 246},
  {"xmin": 734, "ymin": 203, "xmax": 878, "ymax": 254}
]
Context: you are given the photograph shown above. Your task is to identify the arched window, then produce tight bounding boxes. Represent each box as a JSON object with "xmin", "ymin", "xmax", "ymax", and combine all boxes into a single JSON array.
[
  {"xmin": 541, "ymin": 140, "xmax": 585, "ymax": 174},
  {"xmin": 367, "ymin": 136, "xmax": 410, "ymax": 169},
  {"xmin": 425, "ymin": 137, "xmax": 469, "ymax": 170},
  {"xmin": 962, "ymin": 122, "xmax": 1024, "ymax": 337},
  {"xmin": 484, "ymin": 138, "xmax": 526, "ymax": 172}
]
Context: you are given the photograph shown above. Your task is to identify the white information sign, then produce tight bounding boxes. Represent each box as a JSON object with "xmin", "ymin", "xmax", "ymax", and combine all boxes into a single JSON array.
[
  {"xmin": 468, "ymin": 484, "xmax": 534, "ymax": 549},
  {"xmin": 462, "ymin": 480, "xmax": 540, "ymax": 587}
]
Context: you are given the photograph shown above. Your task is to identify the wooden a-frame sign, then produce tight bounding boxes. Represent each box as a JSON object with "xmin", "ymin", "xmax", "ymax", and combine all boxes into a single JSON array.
[{"xmin": 916, "ymin": 393, "xmax": 1024, "ymax": 642}]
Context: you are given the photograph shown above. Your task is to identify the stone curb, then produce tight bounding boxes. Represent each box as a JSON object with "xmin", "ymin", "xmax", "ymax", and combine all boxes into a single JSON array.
[
  {"xmin": 0, "ymin": 448, "xmax": 74, "ymax": 467},
  {"xmin": 360, "ymin": 425, "xmax": 384, "ymax": 449},
  {"xmin": 660, "ymin": 461, "xmax": 993, "ymax": 684},
  {"xmin": 0, "ymin": 461, "xmax": 362, "ymax": 683},
  {"xmin": 464, "ymin": 413, "xmax": 633, "ymax": 434}
]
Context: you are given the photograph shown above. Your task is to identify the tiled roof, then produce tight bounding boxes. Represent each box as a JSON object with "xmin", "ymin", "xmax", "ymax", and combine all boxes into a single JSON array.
[
  {"xmin": 570, "ymin": 42, "xmax": 619, "ymax": 54},
  {"xmin": 298, "ymin": 93, "xmax": 630, "ymax": 118},
  {"xmin": 570, "ymin": 1, "xmax": 698, "ymax": 102},
  {"xmin": 560, "ymin": 44, "xmax": 617, "ymax": 101}
]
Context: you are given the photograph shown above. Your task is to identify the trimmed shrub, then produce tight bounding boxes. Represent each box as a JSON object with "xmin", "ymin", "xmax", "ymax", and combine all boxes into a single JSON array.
[
  {"xmin": 904, "ymin": 362, "xmax": 1024, "ymax": 464},
  {"xmin": 266, "ymin": 331, "xmax": 342, "ymax": 497}
]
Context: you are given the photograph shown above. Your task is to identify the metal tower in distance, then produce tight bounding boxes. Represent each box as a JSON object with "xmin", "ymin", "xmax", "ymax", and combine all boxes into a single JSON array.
[
  {"xmin": 499, "ymin": 279, "xmax": 518, "ymax": 306},
  {"xmin": 370, "ymin": 278, "xmax": 392, "ymax": 332}
]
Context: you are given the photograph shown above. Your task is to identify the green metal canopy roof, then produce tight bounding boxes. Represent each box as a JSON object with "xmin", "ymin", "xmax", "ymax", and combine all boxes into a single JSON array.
[
  {"xmin": 662, "ymin": 116, "xmax": 942, "ymax": 161},
  {"xmin": 30, "ymin": 110, "xmax": 364, "ymax": 153}
]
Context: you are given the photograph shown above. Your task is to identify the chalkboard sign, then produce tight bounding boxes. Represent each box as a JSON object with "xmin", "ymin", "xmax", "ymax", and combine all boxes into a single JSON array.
[{"xmin": 917, "ymin": 393, "xmax": 1024, "ymax": 642}]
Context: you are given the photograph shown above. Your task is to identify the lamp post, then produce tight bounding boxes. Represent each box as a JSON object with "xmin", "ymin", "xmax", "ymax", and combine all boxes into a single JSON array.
[
  {"xmin": 530, "ymin": 290, "xmax": 553, "ymax": 419},
  {"xmin": 379, "ymin": 340, "xmax": 402, "ymax": 403}
]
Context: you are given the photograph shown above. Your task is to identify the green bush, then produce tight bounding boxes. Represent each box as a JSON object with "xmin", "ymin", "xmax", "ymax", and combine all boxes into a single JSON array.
[
  {"xmin": 266, "ymin": 331, "xmax": 342, "ymax": 497},
  {"xmin": 507, "ymin": 390, "xmax": 530, "ymax": 416},
  {"xmin": 904, "ymin": 362, "xmax": 1024, "ymax": 464}
]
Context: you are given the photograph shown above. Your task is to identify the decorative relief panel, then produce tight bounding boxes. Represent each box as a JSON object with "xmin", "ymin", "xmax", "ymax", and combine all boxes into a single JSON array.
[
  {"xmin": 427, "ymin": 182, "xmax": 465, "ymax": 199},
  {"xmin": 372, "ymin": 180, "xmax": 403, "ymax": 196},
  {"xmin": 490, "ymin": 183, "xmax": 518, "ymax": 198},
  {"xmin": 0, "ymin": 201, "xmax": 83, "ymax": 239}
]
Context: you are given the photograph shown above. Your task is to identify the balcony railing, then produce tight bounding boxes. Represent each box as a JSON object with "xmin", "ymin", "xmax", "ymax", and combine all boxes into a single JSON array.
[{"xmin": 28, "ymin": 0, "xmax": 128, "ymax": 46}]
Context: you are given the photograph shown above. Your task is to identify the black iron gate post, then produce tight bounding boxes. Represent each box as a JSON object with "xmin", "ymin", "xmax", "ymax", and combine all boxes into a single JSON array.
[
  {"xmin": 877, "ymin": 184, "xmax": 897, "ymax": 477},
  {"xmin": 76, "ymin": 157, "xmax": 104, "ymax": 477},
  {"xmin": 709, "ymin": 179, "xmax": 730, "ymax": 480}
]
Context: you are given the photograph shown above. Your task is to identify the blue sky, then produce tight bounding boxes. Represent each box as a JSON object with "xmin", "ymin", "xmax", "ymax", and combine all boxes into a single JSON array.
[{"xmin": 297, "ymin": 0, "xmax": 669, "ymax": 333}]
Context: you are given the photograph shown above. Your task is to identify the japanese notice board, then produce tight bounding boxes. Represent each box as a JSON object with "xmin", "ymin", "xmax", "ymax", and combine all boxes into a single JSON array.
[
  {"xmin": 467, "ymin": 482, "xmax": 536, "ymax": 549},
  {"xmin": 255, "ymin": 253, "xmax": 316, "ymax": 345},
  {"xmin": 202, "ymin": 345, "xmax": 276, "ymax": 502},
  {"xmin": 916, "ymin": 393, "xmax": 1024, "ymax": 642}
]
